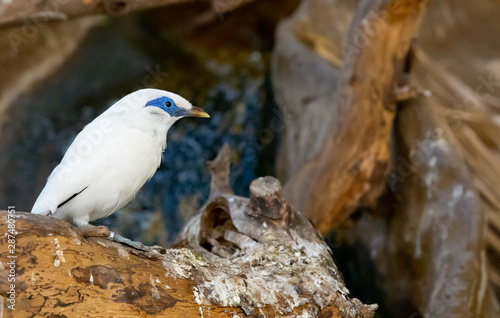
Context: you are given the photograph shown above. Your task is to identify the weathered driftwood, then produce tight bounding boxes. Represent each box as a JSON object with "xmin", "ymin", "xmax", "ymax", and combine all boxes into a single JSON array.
[
  {"xmin": 0, "ymin": 144, "xmax": 376, "ymax": 317},
  {"xmin": 274, "ymin": 0, "xmax": 500, "ymax": 313},
  {"xmin": 0, "ymin": 0, "xmax": 250, "ymax": 28},
  {"xmin": 391, "ymin": 96, "xmax": 489, "ymax": 316},
  {"xmin": 281, "ymin": 0, "xmax": 428, "ymax": 234},
  {"xmin": 413, "ymin": 47, "xmax": 500, "ymax": 300}
]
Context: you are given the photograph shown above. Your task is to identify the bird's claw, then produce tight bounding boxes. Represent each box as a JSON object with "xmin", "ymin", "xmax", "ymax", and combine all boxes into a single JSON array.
[{"xmin": 109, "ymin": 231, "xmax": 167, "ymax": 256}]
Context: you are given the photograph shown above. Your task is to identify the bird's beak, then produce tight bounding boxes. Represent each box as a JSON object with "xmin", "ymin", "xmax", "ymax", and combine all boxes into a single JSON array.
[{"xmin": 189, "ymin": 106, "xmax": 210, "ymax": 118}]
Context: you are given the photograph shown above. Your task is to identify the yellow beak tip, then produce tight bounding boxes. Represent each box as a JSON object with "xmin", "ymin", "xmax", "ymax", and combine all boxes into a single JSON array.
[{"xmin": 190, "ymin": 106, "xmax": 210, "ymax": 118}]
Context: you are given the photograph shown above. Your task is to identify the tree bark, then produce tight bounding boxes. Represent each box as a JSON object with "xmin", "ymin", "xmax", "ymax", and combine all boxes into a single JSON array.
[
  {"xmin": 283, "ymin": 0, "xmax": 428, "ymax": 234},
  {"xmin": 0, "ymin": 0, "xmax": 250, "ymax": 28},
  {"xmin": 0, "ymin": 144, "xmax": 376, "ymax": 317}
]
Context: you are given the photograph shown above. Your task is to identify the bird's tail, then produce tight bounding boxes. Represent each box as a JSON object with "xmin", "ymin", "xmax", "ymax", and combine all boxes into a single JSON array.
[
  {"xmin": 31, "ymin": 205, "xmax": 51, "ymax": 216},
  {"xmin": 31, "ymin": 197, "xmax": 56, "ymax": 216}
]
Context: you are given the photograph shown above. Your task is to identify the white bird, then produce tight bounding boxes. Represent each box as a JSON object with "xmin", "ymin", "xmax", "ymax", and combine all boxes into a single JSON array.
[{"xmin": 31, "ymin": 89, "xmax": 209, "ymax": 232}]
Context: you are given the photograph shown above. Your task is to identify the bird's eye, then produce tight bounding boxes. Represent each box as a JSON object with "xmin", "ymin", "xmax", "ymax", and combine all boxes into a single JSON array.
[{"xmin": 165, "ymin": 101, "xmax": 172, "ymax": 108}]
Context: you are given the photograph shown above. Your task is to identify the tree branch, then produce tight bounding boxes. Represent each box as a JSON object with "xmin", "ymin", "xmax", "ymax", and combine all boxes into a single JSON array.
[
  {"xmin": 0, "ymin": 0, "xmax": 250, "ymax": 28},
  {"xmin": 283, "ymin": 0, "xmax": 429, "ymax": 234}
]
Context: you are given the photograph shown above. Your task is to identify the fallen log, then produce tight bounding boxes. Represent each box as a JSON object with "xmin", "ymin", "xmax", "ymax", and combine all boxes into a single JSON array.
[{"xmin": 0, "ymin": 144, "xmax": 376, "ymax": 317}]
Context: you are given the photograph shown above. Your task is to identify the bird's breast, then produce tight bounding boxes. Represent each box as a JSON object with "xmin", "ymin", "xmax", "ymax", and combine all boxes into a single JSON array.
[
  {"xmin": 85, "ymin": 128, "xmax": 164, "ymax": 220},
  {"xmin": 110, "ymin": 129, "xmax": 163, "ymax": 177}
]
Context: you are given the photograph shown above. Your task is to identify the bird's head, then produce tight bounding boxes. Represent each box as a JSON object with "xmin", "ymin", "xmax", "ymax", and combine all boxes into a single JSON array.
[
  {"xmin": 139, "ymin": 89, "xmax": 210, "ymax": 120},
  {"xmin": 112, "ymin": 89, "xmax": 210, "ymax": 126}
]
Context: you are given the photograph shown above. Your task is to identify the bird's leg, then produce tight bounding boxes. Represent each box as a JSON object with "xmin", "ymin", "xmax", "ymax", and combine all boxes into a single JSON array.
[
  {"xmin": 109, "ymin": 232, "xmax": 167, "ymax": 255},
  {"xmin": 109, "ymin": 231, "xmax": 147, "ymax": 251},
  {"xmin": 71, "ymin": 218, "xmax": 165, "ymax": 254}
]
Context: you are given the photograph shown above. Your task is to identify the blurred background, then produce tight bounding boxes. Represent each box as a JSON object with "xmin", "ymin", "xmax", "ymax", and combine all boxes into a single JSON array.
[
  {"xmin": 0, "ymin": 1, "xmax": 298, "ymax": 243},
  {"xmin": 1, "ymin": 0, "xmax": 500, "ymax": 317}
]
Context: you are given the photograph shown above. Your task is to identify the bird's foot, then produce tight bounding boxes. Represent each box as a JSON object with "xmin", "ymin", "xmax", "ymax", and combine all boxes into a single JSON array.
[
  {"xmin": 73, "ymin": 224, "xmax": 166, "ymax": 258},
  {"xmin": 109, "ymin": 231, "xmax": 167, "ymax": 257}
]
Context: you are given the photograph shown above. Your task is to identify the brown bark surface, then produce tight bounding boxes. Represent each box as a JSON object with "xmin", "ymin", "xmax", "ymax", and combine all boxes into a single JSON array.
[
  {"xmin": 283, "ymin": 0, "xmax": 428, "ymax": 234},
  {"xmin": 1, "ymin": 213, "xmax": 244, "ymax": 317},
  {"xmin": 0, "ymin": 0, "xmax": 251, "ymax": 28}
]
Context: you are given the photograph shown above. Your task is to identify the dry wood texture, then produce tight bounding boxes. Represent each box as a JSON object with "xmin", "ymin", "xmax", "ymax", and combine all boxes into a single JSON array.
[
  {"xmin": 274, "ymin": 0, "xmax": 500, "ymax": 311},
  {"xmin": 0, "ymin": 0, "xmax": 251, "ymax": 28},
  {"xmin": 283, "ymin": 0, "xmax": 428, "ymax": 234},
  {"xmin": 0, "ymin": 145, "xmax": 376, "ymax": 317}
]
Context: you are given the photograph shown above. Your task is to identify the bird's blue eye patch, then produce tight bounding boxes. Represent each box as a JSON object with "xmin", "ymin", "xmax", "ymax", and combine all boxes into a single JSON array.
[{"xmin": 145, "ymin": 96, "xmax": 190, "ymax": 117}]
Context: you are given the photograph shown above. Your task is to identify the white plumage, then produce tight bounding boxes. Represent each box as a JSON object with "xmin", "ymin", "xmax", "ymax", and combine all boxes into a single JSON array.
[{"xmin": 31, "ymin": 88, "xmax": 209, "ymax": 227}]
